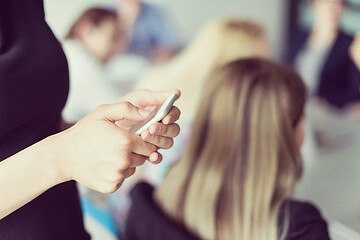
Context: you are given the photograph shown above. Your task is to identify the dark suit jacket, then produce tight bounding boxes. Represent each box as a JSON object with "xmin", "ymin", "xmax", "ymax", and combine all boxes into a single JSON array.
[
  {"xmin": 123, "ymin": 182, "xmax": 330, "ymax": 240},
  {"xmin": 286, "ymin": 30, "xmax": 360, "ymax": 108}
]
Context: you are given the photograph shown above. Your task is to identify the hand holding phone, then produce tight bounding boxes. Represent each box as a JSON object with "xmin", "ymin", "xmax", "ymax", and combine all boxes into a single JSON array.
[{"xmin": 131, "ymin": 93, "xmax": 178, "ymax": 135}]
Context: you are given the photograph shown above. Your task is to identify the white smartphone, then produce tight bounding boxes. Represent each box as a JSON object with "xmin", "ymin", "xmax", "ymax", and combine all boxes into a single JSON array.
[{"xmin": 131, "ymin": 93, "xmax": 178, "ymax": 135}]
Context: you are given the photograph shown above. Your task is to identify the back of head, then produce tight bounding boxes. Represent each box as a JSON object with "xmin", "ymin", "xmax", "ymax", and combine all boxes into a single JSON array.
[
  {"xmin": 141, "ymin": 18, "xmax": 267, "ymax": 80},
  {"xmin": 180, "ymin": 18, "xmax": 267, "ymax": 68},
  {"xmin": 155, "ymin": 58, "xmax": 306, "ymax": 240},
  {"xmin": 136, "ymin": 18, "xmax": 268, "ymax": 123},
  {"xmin": 66, "ymin": 8, "xmax": 117, "ymax": 40},
  {"xmin": 212, "ymin": 18, "xmax": 268, "ymax": 65}
]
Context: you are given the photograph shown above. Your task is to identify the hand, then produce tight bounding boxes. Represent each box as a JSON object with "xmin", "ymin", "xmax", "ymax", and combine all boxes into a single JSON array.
[
  {"xmin": 52, "ymin": 102, "xmax": 159, "ymax": 194},
  {"xmin": 116, "ymin": 89, "xmax": 181, "ymax": 163},
  {"xmin": 350, "ymin": 33, "xmax": 360, "ymax": 70}
]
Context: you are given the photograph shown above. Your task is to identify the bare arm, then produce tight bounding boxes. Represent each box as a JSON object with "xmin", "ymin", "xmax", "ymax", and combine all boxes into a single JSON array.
[
  {"xmin": 0, "ymin": 135, "xmax": 61, "ymax": 219},
  {"xmin": 0, "ymin": 90, "xmax": 181, "ymax": 220}
]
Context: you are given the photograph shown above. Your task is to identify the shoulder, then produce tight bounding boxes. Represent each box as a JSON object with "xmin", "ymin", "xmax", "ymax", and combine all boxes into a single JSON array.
[
  {"xmin": 141, "ymin": 2, "xmax": 163, "ymax": 15},
  {"xmin": 130, "ymin": 181, "xmax": 154, "ymax": 200},
  {"xmin": 129, "ymin": 182, "xmax": 167, "ymax": 216},
  {"xmin": 139, "ymin": 2, "xmax": 170, "ymax": 25},
  {"xmin": 290, "ymin": 29, "xmax": 310, "ymax": 45},
  {"xmin": 285, "ymin": 29, "xmax": 310, "ymax": 63},
  {"xmin": 125, "ymin": 182, "xmax": 199, "ymax": 240},
  {"xmin": 280, "ymin": 200, "xmax": 331, "ymax": 240},
  {"xmin": 337, "ymin": 31, "xmax": 354, "ymax": 47}
]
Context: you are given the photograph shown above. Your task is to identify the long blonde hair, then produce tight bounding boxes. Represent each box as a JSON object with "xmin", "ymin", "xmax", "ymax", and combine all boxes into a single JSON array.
[
  {"xmin": 134, "ymin": 18, "xmax": 267, "ymax": 124},
  {"xmin": 155, "ymin": 58, "xmax": 306, "ymax": 240}
]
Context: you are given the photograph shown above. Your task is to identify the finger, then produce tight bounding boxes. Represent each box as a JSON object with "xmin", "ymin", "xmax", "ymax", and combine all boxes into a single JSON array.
[
  {"xmin": 147, "ymin": 122, "xmax": 180, "ymax": 138},
  {"xmin": 129, "ymin": 133, "xmax": 158, "ymax": 156},
  {"xmin": 120, "ymin": 89, "xmax": 181, "ymax": 108},
  {"xmin": 141, "ymin": 131, "xmax": 174, "ymax": 149},
  {"xmin": 161, "ymin": 106, "xmax": 181, "ymax": 125},
  {"xmin": 129, "ymin": 153, "xmax": 147, "ymax": 167},
  {"xmin": 148, "ymin": 152, "xmax": 163, "ymax": 164},
  {"xmin": 95, "ymin": 102, "xmax": 150, "ymax": 122},
  {"xmin": 122, "ymin": 167, "xmax": 136, "ymax": 179}
]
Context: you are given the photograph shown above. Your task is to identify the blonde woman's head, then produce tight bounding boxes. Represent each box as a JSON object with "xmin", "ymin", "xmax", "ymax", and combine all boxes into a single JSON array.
[
  {"xmin": 210, "ymin": 18, "xmax": 268, "ymax": 64},
  {"xmin": 135, "ymin": 18, "xmax": 269, "ymax": 122},
  {"xmin": 178, "ymin": 18, "xmax": 268, "ymax": 71},
  {"xmin": 155, "ymin": 58, "xmax": 306, "ymax": 240}
]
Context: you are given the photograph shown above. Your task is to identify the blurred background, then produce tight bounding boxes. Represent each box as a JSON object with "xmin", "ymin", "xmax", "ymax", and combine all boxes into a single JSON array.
[
  {"xmin": 44, "ymin": 0, "xmax": 360, "ymax": 239},
  {"xmin": 45, "ymin": 0, "xmax": 285, "ymax": 57}
]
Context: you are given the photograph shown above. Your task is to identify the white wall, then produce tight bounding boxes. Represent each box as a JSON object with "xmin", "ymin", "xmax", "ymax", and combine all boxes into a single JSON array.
[{"xmin": 44, "ymin": 0, "xmax": 286, "ymax": 58}]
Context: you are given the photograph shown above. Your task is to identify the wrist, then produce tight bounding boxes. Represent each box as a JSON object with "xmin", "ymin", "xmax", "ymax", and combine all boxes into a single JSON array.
[{"xmin": 40, "ymin": 132, "xmax": 72, "ymax": 184}]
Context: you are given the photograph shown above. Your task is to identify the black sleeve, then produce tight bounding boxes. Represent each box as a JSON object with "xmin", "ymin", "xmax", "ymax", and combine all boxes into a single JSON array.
[
  {"xmin": 346, "ymin": 58, "xmax": 360, "ymax": 103},
  {"xmin": 284, "ymin": 201, "xmax": 331, "ymax": 240},
  {"xmin": 123, "ymin": 182, "xmax": 199, "ymax": 240},
  {"xmin": 283, "ymin": 30, "xmax": 308, "ymax": 65}
]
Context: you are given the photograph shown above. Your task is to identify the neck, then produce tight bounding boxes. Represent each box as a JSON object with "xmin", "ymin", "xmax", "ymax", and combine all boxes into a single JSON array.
[{"xmin": 311, "ymin": 20, "xmax": 339, "ymax": 47}]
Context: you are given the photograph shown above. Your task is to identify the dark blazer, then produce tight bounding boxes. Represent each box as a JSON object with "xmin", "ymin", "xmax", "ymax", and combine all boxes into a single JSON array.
[
  {"xmin": 286, "ymin": 30, "xmax": 360, "ymax": 108},
  {"xmin": 123, "ymin": 182, "xmax": 330, "ymax": 240}
]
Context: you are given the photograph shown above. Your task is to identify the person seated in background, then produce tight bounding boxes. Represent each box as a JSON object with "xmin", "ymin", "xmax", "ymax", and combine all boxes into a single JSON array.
[
  {"xmin": 133, "ymin": 18, "xmax": 269, "ymax": 185},
  {"xmin": 62, "ymin": 7, "xmax": 123, "ymax": 123},
  {"xmin": 286, "ymin": 0, "xmax": 360, "ymax": 114},
  {"xmin": 124, "ymin": 58, "xmax": 330, "ymax": 240},
  {"xmin": 115, "ymin": 0, "xmax": 182, "ymax": 63}
]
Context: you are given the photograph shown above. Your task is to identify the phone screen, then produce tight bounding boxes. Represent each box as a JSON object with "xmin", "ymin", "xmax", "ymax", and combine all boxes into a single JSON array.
[
  {"xmin": 129, "ymin": 105, "xmax": 161, "ymax": 134},
  {"xmin": 117, "ymin": 93, "xmax": 177, "ymax": 135}
]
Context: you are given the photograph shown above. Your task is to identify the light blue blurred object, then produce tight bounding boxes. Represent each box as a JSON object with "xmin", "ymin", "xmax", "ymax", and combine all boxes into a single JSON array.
[
  {"xmin": 81, "ymin": 197, "xmax": 117, "ymax": 236},
  {"xmin": 127, "ymin": 2, "xmax": 181, "ymax": 57}
]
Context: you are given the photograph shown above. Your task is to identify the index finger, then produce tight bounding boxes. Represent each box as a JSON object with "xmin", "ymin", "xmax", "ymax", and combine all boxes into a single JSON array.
[{"xmin": 119, "ymin": 89, "xmax": 181, "ymax": 108}]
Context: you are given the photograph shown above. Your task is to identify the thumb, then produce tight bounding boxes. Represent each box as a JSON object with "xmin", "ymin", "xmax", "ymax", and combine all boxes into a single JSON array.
[
  {"xmin": 95, "ymin": 102, "xmax": 149, "ymax": 122},
  {"xmin": 121, "ymin": 89, "xmax": 181, "ymax": 108}
]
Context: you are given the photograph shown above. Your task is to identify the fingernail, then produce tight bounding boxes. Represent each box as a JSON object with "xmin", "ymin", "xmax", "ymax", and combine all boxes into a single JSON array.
[{"xmin": 150, "ymin": 152, "xmax": 159, "ymax": 163}]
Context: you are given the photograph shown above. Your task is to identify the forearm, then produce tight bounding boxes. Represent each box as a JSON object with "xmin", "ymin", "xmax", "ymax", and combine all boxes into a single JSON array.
[{"xmin": 0, "ymin": 136, "xmax": 63, "ymax": 219}]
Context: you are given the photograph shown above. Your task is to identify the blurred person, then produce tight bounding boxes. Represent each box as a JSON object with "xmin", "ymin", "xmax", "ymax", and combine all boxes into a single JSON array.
[
  {"xmin": 0, "ymin": 0, "xmax": 181, "ymax": 239},
  {"xmin": 133, "ymin": 19, "xmax": 269, "ymax": 186},
  {"xmin": 62, "ymin": 8, "xmax": 122, "ymax": 123},
  {"xmin": 286, "ymin": 0, "xmax": 360, "ymax": 112},
  {"xmin": 116, "ymin": 0, "xmax": 181, "ymax": 62},
  {"xmin": 124, "ymin": 58, "xmax": 330, "ymax": 240}
]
